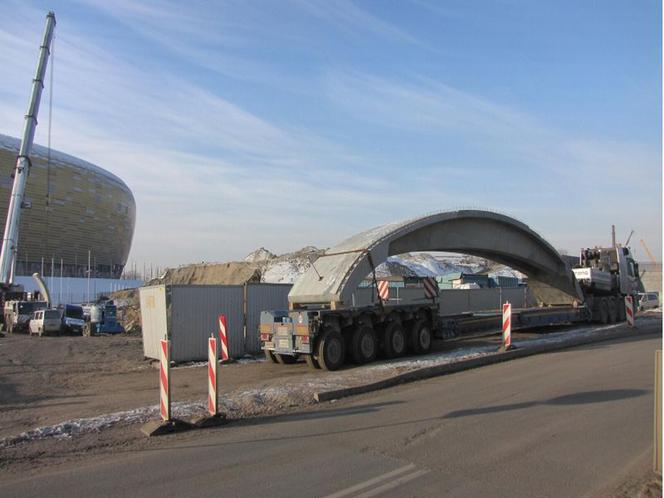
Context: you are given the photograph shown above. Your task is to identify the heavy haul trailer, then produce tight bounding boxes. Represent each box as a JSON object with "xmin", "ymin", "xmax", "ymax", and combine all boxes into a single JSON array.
[
  {"xmin": 260, "ymin": 212, "xmax": 642, "ymax": 371},
  {"xmin": 260, "ymin": 299, "xmax": 445, "ymax": 370}
]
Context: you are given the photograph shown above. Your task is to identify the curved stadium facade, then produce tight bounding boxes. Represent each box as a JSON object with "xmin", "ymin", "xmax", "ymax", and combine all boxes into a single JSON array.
[{"xmin": 0, "ymin": 134, "xmax": 135, "ymax": 278}]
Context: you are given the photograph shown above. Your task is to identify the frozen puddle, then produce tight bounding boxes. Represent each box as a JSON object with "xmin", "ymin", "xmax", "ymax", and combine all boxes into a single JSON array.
[{"xmin": 0, "ymin": 320, "xmax": 645, "ymax": 447}]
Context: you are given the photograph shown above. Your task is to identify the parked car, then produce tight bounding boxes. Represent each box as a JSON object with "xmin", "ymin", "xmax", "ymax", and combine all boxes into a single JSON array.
[
  {"xmin": 638, "ymin": 292, "xmax": 660, "ymax": 311},
  {"xmin": 29, "ymin": 309, "xmax": 62, "ymax": 336},
  {"xmin": 60, "ymin": 304, "xmax": 85, "ymax": 335}
]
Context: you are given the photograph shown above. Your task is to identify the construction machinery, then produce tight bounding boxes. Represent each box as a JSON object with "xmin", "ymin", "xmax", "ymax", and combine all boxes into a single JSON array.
[{"xmin": 0, "ymin": 12, "xmax": 56, "ymax": 321}]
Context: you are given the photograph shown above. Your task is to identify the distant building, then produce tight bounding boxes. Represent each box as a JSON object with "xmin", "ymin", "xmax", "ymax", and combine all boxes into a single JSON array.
[{"xmin": 0, "ymin": 134, "xmax": 135, "ymax": 278}]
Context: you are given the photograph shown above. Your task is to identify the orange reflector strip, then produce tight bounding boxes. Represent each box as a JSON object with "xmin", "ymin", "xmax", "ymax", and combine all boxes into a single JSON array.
[{"xmin": 294, "ymin": 324, "xmax": 309, "ymax": 336}]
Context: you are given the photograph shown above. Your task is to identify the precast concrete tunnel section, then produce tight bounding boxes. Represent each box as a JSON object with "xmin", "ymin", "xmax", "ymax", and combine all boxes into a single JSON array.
[{"xmin": 289, "ymin": 210, "xmax": 584, "ymax": 308}]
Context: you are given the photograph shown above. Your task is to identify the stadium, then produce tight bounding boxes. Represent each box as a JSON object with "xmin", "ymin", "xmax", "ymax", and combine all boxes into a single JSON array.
[{"xmin": 0, "ymin": 134, "xmax": 135, "ymax": 278}]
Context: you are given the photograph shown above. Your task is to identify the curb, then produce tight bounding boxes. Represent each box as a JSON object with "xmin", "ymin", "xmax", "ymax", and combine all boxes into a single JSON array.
[{"xmin": 313, "ymin": 325, "xmax": 658, "ymax": 403}]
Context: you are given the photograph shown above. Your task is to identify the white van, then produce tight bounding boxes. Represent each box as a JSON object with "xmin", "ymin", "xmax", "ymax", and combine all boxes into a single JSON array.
[
  {"xmin": 638, "ymin": 292, "xmax": 660, "ymax": 311},
  {"xmin": 29, "ymin": 309, "xmax": 62, "ymax": 336}
]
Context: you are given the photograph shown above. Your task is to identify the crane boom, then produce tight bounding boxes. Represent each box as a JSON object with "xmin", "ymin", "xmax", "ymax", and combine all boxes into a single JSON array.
[
  {"xmin": 0, "ymin": 12, "xmax": 56, "ymax": 286},
  {"xmin": 640, "ymin": 239, "xmax": 658, "ymax": 264}
]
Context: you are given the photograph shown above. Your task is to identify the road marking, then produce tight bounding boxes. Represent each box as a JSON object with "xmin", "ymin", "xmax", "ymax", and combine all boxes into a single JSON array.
[
  {"xmin": 322, "ymin": 463, "xmax": 416, "ymax": 498},
  {"xmin": 353, "ymin": 469, "xmax": 429, "ymax": 498}
]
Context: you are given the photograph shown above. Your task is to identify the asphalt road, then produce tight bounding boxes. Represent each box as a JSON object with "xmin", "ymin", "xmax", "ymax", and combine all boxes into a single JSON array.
[{"xmin": 1, "ymin": 332, "xmax": 659, "ymax": 497}]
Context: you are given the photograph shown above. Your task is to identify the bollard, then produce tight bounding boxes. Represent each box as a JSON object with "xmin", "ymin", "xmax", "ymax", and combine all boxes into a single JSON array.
[
  {"xmin": 218, "ymin": 314, "xmax": 229, "ymax": 361},
  {"xmin": 159, "ymin": 339, "xmax": 171, "ymax": 421},
  {"xmin": 207, "ymin": 336, "xmax": 218, "ymax": 416},
  {"xmin": 192, "ymin": 320, "xmax": 228, "ymax": 428},
  {"xmin": 141, "ymin": 339, "xmax": 193, "ymax": 436},
  {"xmin": 625, "ymin": 296, "xmax": 635, "ymax": 327},
  {"xmin": 502, "ymin": 301, "xmax": 512, "ymax": 351}
]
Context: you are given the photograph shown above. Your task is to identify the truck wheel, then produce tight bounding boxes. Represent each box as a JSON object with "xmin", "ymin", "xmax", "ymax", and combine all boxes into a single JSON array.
[
  {"xmin": 409, "ymin": 319, "xmax": 432, "ymax": 354},
  {"xmin": 350, "ymin": 325, "xmax": 377, "ymax": 364},
  {"xmin": 317, "ymin": 329, "xmax": 345, "ymax": 371},
  {"xmin": 275, "ymin": 353, "xmax": 297, "ymax": 365},
  {"xmin": 382, "ymin": 322, "xmax": 406, "ymax": 359},
  {"xmin": 305, "ymin": 354, "xmax": 321, "ymax": 369},
  {"xmin": 608, "ymin": 297, "xmax": 618, "ymax": 323},
  {"xmin": 599, "ymin": 298, "xmax": 609, "ymax": 324},
  {"xmin": 265, "ymin": 349, "xmax": 278, "ymax": 363},
  {"xmin": 617, "ymin": 298, "xmax": 626, "ymax": 322}
]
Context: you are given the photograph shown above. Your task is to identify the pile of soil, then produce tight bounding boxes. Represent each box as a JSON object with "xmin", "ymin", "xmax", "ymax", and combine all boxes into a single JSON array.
[
  {"xmin": 151, "ymin": 261, "xmax": 262, "ymax": 286},
  {"xmin": 111, "ymin": 288, "xmax": 141, "ymax": 334}
]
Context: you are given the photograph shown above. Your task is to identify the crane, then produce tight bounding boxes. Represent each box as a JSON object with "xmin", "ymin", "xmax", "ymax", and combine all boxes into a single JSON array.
[
  {"xmin": 640, "ymin": 239, "xmax": 658, "ymax": 264},
  {"xmin": 0, "ymin": 12, "xmax": 56, "ymax": 294}
]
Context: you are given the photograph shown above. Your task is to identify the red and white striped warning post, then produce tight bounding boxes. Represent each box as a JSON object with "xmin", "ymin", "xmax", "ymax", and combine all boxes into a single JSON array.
[
  {"xmin": 625, "ymin": 296, "xmax": 635, "ymax": 327},
  {"xmin": 159, "ymin": 339, "xmax": 171, "ymax": 421},
  {"xmin": 218, "ymin": 314, "xmax": 229, "ymax": 361},
  {"xmin": 207, "ymin": 336, "xmax": 218, "ymax": 416},
  {"xmin": 423, "ymin": 277, "xmax": 439, "ymax": 300},
  {"xmin": 377, "ymin": 280, "xmax": 389, "ymax": 302},
  {"xmin": 502, "ymin": 301, "xmax": 512, "ymax": 350}
]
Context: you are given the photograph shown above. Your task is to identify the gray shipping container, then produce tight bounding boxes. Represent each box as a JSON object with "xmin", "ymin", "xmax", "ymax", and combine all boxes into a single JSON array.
[{"xmin": 140, "ymin": 283, "xmax": 292, "ymax": 363}]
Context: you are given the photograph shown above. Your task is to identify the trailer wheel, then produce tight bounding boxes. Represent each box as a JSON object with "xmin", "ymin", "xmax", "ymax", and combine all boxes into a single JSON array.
[
  {"xmin": 275, "ymin": 353, "xmax": 297, "ymax": 365},
  {"xmin": 599, "ymin": 298, "xmax": 609, "ymax": 324},
  {"xmin": 317, "ymin": 329, "xmax": 345, "ymax": 371},
  {"xmin": 409, "ymin": 319, "xmax": 432, "ymax": 354},
  {"xmin": 382, "ymin": 322, "xmax": 406, "ymax": 359},
  {"xmin": 350, "ymin": 324, "xmax": 377, "ymax": 364},
  {"xmin": 264, "ymin": 349, "xmax": 278, "ymax": 363},
  {"xmin": 305, "ymin": 354, "xmax": 321, "ymax": 369}
]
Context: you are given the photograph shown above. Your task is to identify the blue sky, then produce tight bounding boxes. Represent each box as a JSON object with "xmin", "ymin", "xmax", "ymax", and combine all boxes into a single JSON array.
[{"xmin": 0, "ymin": 0, "xmax": 661, "ymax": 266}]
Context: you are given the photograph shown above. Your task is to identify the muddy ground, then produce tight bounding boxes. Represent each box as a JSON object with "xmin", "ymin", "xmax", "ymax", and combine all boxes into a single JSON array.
[{"xmin": 0, "ymin": 314, "xmax": 660, "ymax": 478}]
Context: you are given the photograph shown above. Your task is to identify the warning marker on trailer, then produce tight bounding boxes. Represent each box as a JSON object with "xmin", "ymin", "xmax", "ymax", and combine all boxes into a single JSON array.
[
  {"xmin": 625, "ymin": 296, "xmax": 635, "ymax": 327},
  {"xmin": 378, "ymin": 280, "xmax": 389, "ymax": 301},
  {"xmin": 423, "ymin": 277, "xmax": 439, "ymax": 299}
]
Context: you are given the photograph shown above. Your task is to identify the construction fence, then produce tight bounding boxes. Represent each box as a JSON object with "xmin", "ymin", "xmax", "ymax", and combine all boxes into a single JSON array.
[{"xmin": 140, "ymin": 283, "xmax": 535, "ymax": 363}]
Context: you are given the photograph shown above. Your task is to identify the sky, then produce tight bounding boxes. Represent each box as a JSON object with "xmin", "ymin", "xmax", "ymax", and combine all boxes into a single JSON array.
[{"xmin": 0, "ymin": 0, "xmax": 661, "ymax": 267}]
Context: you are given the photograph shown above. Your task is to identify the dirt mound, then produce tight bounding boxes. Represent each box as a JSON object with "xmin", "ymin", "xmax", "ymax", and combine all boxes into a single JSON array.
[
  {"xmin": 110, "ymin": 288, "xmax": 141, "ymax": 334},
  {"xmin": 151, "ymin": 261, "xmax": 262, "ymax": 286}
]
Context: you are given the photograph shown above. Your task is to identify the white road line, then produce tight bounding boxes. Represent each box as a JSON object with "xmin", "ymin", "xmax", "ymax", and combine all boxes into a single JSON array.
[
  {"xmin": 322, "ymin": 463, "xmax": 416, "ymax": 498},
  {"xmin": 353, "ymin": 469, "xmax": 429, "ymax": 498}
]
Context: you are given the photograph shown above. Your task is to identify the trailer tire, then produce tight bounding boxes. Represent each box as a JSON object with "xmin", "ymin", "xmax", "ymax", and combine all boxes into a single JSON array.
[
  {"xmin": 275, "ymin": 353, "xmax": 297, "ymax": 365},
  {"xmin": 305, "ymin": 354, "xmax": 321, "ymax": 369},
  {"xmin": 350, "ymin": 325, "xmax": 377, "ymax": 364},
  {"xmin": 382, "ymin": 322, "xmax": 406, "ymax": 359},
  {"xmin": 265, "ymin": 349, "xmax": 278, "ymax": 363},
  {"xmin": 317, "ymin": 329, "xmax": 345, "ymax": 371},
  {"xmin": 599, "ymin": 298, "xmax": 609, "ymax": 324},
  {"xmin": 409, "ymin": 319, "xmax": 432, "ymax": 354}
]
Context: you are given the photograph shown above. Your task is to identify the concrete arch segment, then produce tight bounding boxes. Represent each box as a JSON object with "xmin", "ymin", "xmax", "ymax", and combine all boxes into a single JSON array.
[{"xmin": 289, "ymin": 210, "xmax": 583, "ymax": 308}]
